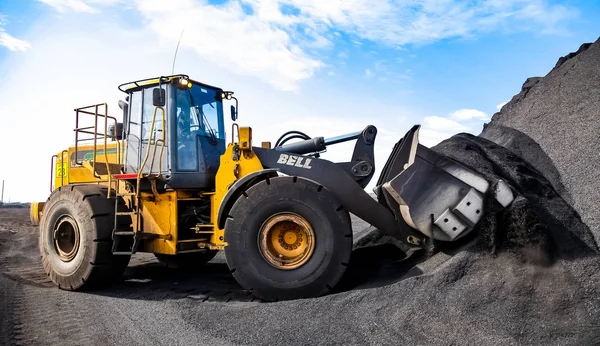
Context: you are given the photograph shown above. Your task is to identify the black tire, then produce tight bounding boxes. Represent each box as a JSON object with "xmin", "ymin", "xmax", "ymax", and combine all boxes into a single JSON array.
[
  {"xmin": 224, "ymin": 176, "xmax": 353, "ymax": 301},
  {"xmin": 154, "ymin": 251, "xmax": 218, "ymax": 269},
  {"xmin": 39, "ymin": 185, "xmax": 131, "ymax": 290}
]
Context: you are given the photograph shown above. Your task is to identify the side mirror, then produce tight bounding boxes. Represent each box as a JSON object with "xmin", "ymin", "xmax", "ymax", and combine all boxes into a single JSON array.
[
  {"xmin": 231, "ymin": 105, "xmax": 237, "ymax": 121},
  {"xmin": 107, "ymin": 123, "xmax": 123, "ymax": 141},
  {"xmin": 153, "ymin": 88, "xmax": 166, "ymax": 107}
]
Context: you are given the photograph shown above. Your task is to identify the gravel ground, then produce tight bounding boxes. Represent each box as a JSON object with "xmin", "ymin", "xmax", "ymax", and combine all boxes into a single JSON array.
[{"xmin": 2, "ymin": 39, "xmax": 600, "ymax": 345}]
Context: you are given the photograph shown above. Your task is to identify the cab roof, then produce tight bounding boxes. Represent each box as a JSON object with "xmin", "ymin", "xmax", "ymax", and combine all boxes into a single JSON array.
[{"xmin": 118, "ymin": 74, "xmax": 223, "ymax": 93}]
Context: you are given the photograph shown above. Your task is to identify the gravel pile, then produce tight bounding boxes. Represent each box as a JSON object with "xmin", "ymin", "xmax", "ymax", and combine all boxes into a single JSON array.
[{"xmin": 481, "ymin": 38, "xmax": 600, "ymax": 243}]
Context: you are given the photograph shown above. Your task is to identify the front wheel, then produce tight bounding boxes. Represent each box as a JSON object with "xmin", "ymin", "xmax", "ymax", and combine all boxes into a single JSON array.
[{"xmin": 224, "ymin": 176, "xmax": 353, "ymax": 301}]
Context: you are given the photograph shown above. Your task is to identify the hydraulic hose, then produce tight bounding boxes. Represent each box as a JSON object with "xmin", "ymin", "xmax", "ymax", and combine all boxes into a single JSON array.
[{"xmin": 275, "ymin": 130, "xmax": 311, "ymax": 147}]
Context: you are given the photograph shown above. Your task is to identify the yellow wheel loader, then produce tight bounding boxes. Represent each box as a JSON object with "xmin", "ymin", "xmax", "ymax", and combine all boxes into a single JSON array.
[{"xmin": 30, "ymin": 74, "xmax": 515, "ymax": 301}]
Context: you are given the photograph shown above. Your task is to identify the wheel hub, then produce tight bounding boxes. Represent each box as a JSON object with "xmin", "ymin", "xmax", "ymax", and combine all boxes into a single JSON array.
[
  {"xmin": 53, "ymin": 215, "xmax": 80, "ymax": 262},
  {"xmin": 259, "ymin": 213, "xmax": 315, "ymax": 270}
]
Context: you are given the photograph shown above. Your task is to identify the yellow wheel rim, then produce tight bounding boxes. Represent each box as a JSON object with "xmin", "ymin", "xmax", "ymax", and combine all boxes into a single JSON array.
[
  {"xmin": 53, "ymin": 215, "xmax": 80, "ymax": 262},
  {"xmin": 258, "ymin": 213, "xmax": 315, "ymax": 270}
]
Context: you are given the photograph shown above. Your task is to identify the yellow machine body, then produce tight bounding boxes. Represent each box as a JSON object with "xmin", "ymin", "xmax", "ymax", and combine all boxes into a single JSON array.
[
  {"xmin": 210, "ymin": 142, "xmax": 263, "ymax": 246},
  {"xmin": 34, "ymin": 126, "xmax": 262, "ymax": 255},
  {"xmin": 31, "ymin": 142, "xmax": 123, "ymax": 225},
  {"xmin": 52, "ymin": 143, "xmax": 122, "ymax": 189}
]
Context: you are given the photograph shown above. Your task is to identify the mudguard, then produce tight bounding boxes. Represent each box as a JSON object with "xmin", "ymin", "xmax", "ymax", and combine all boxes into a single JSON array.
[
  {"xmin": 216, "ymin": 169, "xmax": 279, "ymax": 230},
  {"xmin": 29, "ymin": 202, "xmax": 45, "ymax": 226}
]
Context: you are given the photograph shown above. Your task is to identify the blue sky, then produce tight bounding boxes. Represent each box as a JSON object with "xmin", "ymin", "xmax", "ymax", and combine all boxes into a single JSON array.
[{"xmin": 1, "ymin": 0, "xmax": 599, "ymax": 202}]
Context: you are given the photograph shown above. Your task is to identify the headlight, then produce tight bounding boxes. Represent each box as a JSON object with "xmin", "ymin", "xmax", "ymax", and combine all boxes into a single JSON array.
[{"xmin": 178, "ymin": 77, "xmax": 192, "ymax": 89}]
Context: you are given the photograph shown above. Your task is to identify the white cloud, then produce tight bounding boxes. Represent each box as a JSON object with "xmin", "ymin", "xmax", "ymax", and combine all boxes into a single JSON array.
[
  {"xmin": 0, "ymin": 32, "xmax": 31, "ymax": 51},
  {"xmin": 0, "ymin": 14, "xmax": 31, "ymax": 51},
  {"xmin": 496, "ymin": 101, "xmax": 508, "ymax": 110},
  {"xmin": 37, "ymin": 0, "xmax": 123, "ymax": 13},
  {"xmin": 248, "ymin": 0, "xmax": 578, "ymax": 47},
  {"xmin": 419, "ymin": 128, "xmax": 458, "ymax": 147},
  {"xmin": 419, "ymin": 108, "xmax": 491, "ymax": 147},
  {"xmin": 419, "ymin": 116, "xmax": 470, "ymax": 146},
  {"xmin": 450, "ymin": 108, "xmax": 489, "ymax": 121},
  {"xmin": 423, "ymin": 116, "xmax": 469, "ymax": 132},
  {"xmin": 365, "ymin": 68, "xmax": 373, "ymax": 77},
  {"xmin": 134, "ymin": 0, "xmax": 322, "ymax": 91},
  {"xmin": 38, "ymin": 0, "xmax": 98, "ymax": 13},
  {"xmin": 33, "ymin": 0, "xmax": 578, "ymax": 91}
]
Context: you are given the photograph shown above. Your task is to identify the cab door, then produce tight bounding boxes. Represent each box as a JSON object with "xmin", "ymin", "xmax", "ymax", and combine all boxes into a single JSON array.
[{"xmin": 124, "ymin": 87, "xmax": 168, "ymax": 176}]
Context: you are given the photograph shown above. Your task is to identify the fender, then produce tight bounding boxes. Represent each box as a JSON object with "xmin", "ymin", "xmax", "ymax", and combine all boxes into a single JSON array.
[
  {"xmin": 217, "ymin": 168, "xmax": 279, "ymax": 229},
  {"xmin": 29, "ymin": 201, "xmax": 46, "ymax": 226}
]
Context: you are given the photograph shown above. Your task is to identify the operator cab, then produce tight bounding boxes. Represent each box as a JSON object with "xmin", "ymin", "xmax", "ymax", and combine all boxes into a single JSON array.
[{"xmin": 118, "ymin": 75, "xmax": 228, "ymax": 189}]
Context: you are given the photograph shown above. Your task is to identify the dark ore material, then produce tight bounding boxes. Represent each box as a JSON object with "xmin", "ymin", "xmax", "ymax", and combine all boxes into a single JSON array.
[{"xmin": 481, "ymin": 38, "xmax": 600, "ymax": 243}]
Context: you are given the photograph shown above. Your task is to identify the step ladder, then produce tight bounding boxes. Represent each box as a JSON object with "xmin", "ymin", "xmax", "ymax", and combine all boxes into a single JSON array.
[
  {"xmin": 109, "ymin": 106, "xmax": 166, "ymax": 255},
  {"xmin": 73, "ymin": 102, "xmax": 168, "ymax": 256},
  {"xmin": 111, "ymin": 197, "xmax": 141, "ymax": 255}
]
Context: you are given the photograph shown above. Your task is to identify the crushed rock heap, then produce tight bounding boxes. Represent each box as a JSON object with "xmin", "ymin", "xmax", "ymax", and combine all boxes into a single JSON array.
[
  {"xmin": 480, "ymin": 39, "xmax": 600, "ymax": 244},
  {"xmin": 343, "ymin": 37, "xmax": 600, "ymax": 345}
]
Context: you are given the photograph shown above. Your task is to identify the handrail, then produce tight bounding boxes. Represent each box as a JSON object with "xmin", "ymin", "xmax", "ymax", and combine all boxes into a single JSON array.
[
  {"xmin": 50, "ymin": 155, "xmax": 56, "ymax": 192},
  {"xmin": 49, "ymin": 150, "xmax": 69, "ymax": 192},
  {"xmin": 73, "ymin": 103, "xmax": 123, "ymax": 198},
  {"xmin": 136, "ymin": 105, "xmax": 166, "ymax": 195},
  {"xmin": 133, "ymin": 105, "xmax": 166, "ymax": 233},
  {"xmin": 231, "ymin": 123, "xmax": 239, "ymax": 144}
]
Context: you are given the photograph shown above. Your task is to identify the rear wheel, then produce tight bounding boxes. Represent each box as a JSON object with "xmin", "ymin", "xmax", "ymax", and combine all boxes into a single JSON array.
[
  {"xmin": 224, "ymin": 176, "xmax": 353, "ymax": 301},
  {"xmin": 39, "ymin": 185, "xmax": 131, "ymax": 290}
]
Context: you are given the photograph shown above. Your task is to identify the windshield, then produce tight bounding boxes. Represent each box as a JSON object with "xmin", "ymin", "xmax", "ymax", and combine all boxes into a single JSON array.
[
  {"xmin": 175, "ymin": 83, "xmax": 225, "ymax": 141},
  {"xmin": 174, "ymin": 82, "xmax": 225, "ymax": 171}
]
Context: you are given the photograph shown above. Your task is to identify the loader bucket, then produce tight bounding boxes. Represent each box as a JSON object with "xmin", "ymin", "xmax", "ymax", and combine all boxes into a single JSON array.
[{"xmin": 374, "ymin": 125, "xmax": 515, "ymax": 242}]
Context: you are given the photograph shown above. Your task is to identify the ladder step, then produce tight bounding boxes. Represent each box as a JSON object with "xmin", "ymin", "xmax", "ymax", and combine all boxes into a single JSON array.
[
  {"xmin": 119, "ymin": 193, "xmax": 137, "ymax": 197},
  {"xmin": 112, "ymin": 251, "xmax": 133, "ymax": 255},
  {"xmin": 177, "ymin": 249, "xmax": 209, "ymax": 254},
  {"xmin": 177, "ymin": 239, "xmax": 208, "ymax": 243},
  {"xmin": 194, "ymin": 231, "xmax": 214, "ymax": 234},
  {"xmin": 196, "ymin": 224, "xmax": 214, "ymax": 228},
  {"xmin": 114, "ymin": 231, "xmax": 135, "ymax": 236},
  {"xmin": 116, "ymin": 212, "xmax": 136, "ymax": 216}
]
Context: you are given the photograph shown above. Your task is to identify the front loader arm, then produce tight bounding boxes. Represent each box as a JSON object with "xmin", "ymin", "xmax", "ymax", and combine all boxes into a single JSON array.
[
  {"xmin": 255, "ymin": 124, "xmax": 515, "ymax": 247},
  {"xmin": 253, "ymin": 125, "xmax": 428, "ymax": 246},
  {"xmin": 218, "ymin": 123, "xmax": 515, "ymax": 249},
  {"xmin": 274, "ymin": 125, "xmax": 379, "ymax": 189}
]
